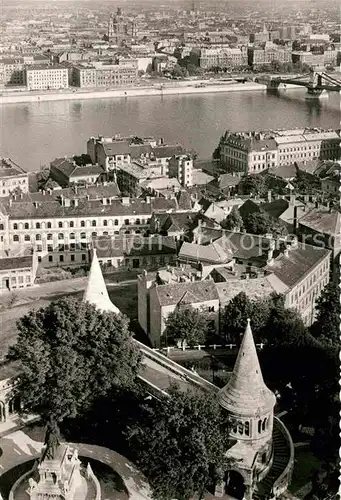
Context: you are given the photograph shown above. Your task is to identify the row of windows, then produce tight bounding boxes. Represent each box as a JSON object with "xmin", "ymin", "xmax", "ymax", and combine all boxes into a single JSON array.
[
  {"xmin": 231, "ymin": 417, "xmax": 269, "ymax": 437},
  {"xmin": 11, "ymin": 218, "xmax": 150, "ymax": 230},
  {"xmin": 40, "ymin": 254, "xmax": 87, "ymax": 264}
]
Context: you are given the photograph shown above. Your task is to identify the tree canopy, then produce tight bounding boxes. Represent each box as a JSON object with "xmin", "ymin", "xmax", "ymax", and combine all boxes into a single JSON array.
[
  {"xmin": 311, "ymin": 281, "xmax": 340, "ymax": 346},
  {"xmin": 7, "ymin": 298, "xmax": 141, "ymax": 429},
  {"xmin": 243, "ymin": 210, "xmax": 287, "ymax": 236},
  {"xmin": 221, "ymin": 206, "xmax": 244, "ymax": 231},
  {"xmin": 127, "ymin": 385, "xmax": 232, "ymax": 500},
  {"xmin": 164, "ymin": 305, "xmax": 210, "ymax": 347}
]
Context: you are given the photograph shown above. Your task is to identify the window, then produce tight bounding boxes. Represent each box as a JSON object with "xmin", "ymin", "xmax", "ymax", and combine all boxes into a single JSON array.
[
  {"xmin": 47, "ymin": 222, "xmax": 52, "ymax": 229},
  {"xmin": 208, "ymin": 306, "xmax": 215, "ymax": 312},
  {"xmin": 58, "ymin": 222, "xmax": 63, "ymax": 228},
  {"xmin": 124, "ymin": 219, "xmax": 130, "ymax": 225},
  {"xmin": 13, "ymin": 235, "xmax": 19, "ymax": 242},
  {"xmin": 82, "ymin": 254, "xmax": 86, "ymax": 261},
  {"xmin": 24, "ymin": 223, "xmax": 29, "ymax": 229},
  {"xmin": 38, "ymin": 256, "xmax": 42, "ymax": 263},
  {"xmin": 58, "ymin": 233, "xmax": 64, "ymax": 240},
  {"xmin": 262, "ymin": 418, "xmax": 267, "ymax": 431},
  {"xmin": 103, "ymin": 220, "xmax": 108, "ymax": 226},
  {"xmin": 13, "ymin": 223, "xmax": 18, "ymax": 230},
  {"xmin": 36, "ymin": 234, "xmax": 41, "ymax": 241},
  {"xmin": 244, "ymin": 422, "xmax": 250, "ymax": 436},
  {"xmin": 92, "ymin": 232, "xmax": 97, "ymax": 238},
  {"xmin": 80, "ymin": 232, "xmax": 86, "ymax": 239},
  {"xmin": 70, "ymin": 233, "xmax": 75, "ymax": 240},
  {"xmin": 47, "ymin": 245, "xmax": 53, "ymax": 252},
  {"xmin": 92, "ymin": 220, "xmax": 96, "ymax": 227},
  {"xmin": 70, "ymin": 221, "xmax": 74, "ymax": 228},
  {"xmin": 238, "ymin": 422, "xmax": 244, "ymax": 435},
  {"xmin": 59, "ymin": 255, "xmax": 64, "ymax": 262},
  {"xmin": 258, "ymin": 420, "xmax": 262, "ymax": 433},
  {"xmin": 81, "ymin": 220, "xmax": 85, "ymax": 227},
  {"xmin": 136, "ymin": 218, "xmax": 140, "ymax": 225},
  {"xmin": 47, "ymin": 233, "xmax": 53, "ymax": 240},
  {"xmin": 114, "ymin": 219, "xmax": 119, "ymax": 226},
  {"xmin": 36, "ymin": 222, "xmax": 41, "ymax": 229},
  {"xmin": 24, "ymin": 235, "xmax": 30, "ymax": 241},
  {"xmin": 48, "ymin": 255, "xmax": 53, "ymax": 262},
  {"xmin": 36, "ymin": 245, "xmax": 42, "ymax": 252},
  {"xmin": 71, "ymin": 254, "xmax": 75, "ymax": 262}
]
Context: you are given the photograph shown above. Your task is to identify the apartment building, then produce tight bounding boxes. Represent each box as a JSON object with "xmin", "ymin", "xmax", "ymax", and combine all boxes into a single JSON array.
[
  {"xmin": 138, "ymin": 268, "xmax": 220, "ymax": 347},
  {"xmin": 0, "ymin": 254, "xmax": 38, "ymax": 292},
  {"xmin": 0, "ymin": 158, "xmax": 29, "ymax": 197},
  {"xmin": 50, "ymin": 158, "xmax": 105, "ymax": 187},
  {"xmin": 219, "ymin": 128, "xmax": 341, "ymax": 173},
  {"xmin": 25, "ymin": 65, "xmax": 69, "ymax": 90},
  {"xmin": 196, "ymin": 229, "xmax": 331, "ymax": 326},
  {"xmin": 87, "ymin": 135, "xmax": 189, "ymax": 173},
  {"xmin": 0, "ymin": 57, "xmax": 25, "ymax": 86},
  {"xmin": 0, "ymin": 196, "xmax": 162, "ymax": 269},
  {"xmin": 199, "ymin": 47, "xmax": 248, "ymax": 69},
  {"xmin": 72, "ymin": 60, "xmax": 138, "ymax": 88},
  {"xmin": 247, "ymin": 42, "xmax": 292, "ymax": 67}
]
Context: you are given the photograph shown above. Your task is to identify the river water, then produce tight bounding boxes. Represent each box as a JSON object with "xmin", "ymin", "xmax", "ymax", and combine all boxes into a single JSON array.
[{"xmin": 0, "ymin": 89, "xmax": 339, "ymax": 172}]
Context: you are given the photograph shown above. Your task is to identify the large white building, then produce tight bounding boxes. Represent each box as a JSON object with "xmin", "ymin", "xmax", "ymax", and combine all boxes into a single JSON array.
[
  {"xmin": 25, "ymin": 65, "xmax": 69, "ymax": 90},
  {"xmin": 219, "ymin": 128, "xmax": 341, "ymax": 174}
]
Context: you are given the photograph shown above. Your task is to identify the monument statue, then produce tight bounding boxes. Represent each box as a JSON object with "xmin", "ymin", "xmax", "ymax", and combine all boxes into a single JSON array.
[{"xmin": 41, "ymin": 418, "xmax": 61, "ymax": 462}]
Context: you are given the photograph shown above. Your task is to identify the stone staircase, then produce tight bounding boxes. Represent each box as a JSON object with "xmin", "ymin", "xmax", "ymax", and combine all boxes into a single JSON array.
[{"xmin": 255, "ymin": 420, "xmax": 292, "ymax": 499}]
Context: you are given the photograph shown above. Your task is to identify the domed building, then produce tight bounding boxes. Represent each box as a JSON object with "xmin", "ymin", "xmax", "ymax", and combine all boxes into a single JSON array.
[{"xmin": 216, "ymin": 320, "xmax": 294, "ymax": 499}]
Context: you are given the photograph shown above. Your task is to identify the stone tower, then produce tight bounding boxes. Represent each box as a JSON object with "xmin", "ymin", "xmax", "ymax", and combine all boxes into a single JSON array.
[
  {"xmin": 83, "ymin": 248, "xmax": 120, "ymax": 314},
  {"xmin": 217, "ymin": 319, "xmax": 277, "ymax": 499}
]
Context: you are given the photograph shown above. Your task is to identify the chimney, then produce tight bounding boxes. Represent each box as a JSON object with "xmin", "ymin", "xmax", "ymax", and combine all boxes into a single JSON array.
[
  {"xmin": 74, "ymin": 185, "xmax": 78, "ymax": 195},
  {"xmin": 42, "ymin": 189, "xmax": 46, "ymax": 196},
  {"xmin": 74, "ymin": 199, "xmax": 79, "ymax": 207},
  {"xmin": 289, "ymin": 193, "xmax": 296, "ymax": 206},
  {"xmin": 102, "ymin": 197, "xmax": 107, "ymax": 205},
  {"xmin": 267, "ymin": 190, "xmax": 272, "ymax": 203},
  {"xmin": 293, "ymin": 205, "xmax": 298, "ymax": 233},
  {"xmin": 9, "ymin": 198, "xmax": 12, "ymax": 207},
  {"xmin": 146, "ymin": 196, "xmax": 151, "ymax": 204},
  {"xmin": 267, "ymin": 247, "xmax": 274, "ymax": 266},
  {"xmin": 122, "ymin": 197, "xmax": 130, "ymax": 205}
]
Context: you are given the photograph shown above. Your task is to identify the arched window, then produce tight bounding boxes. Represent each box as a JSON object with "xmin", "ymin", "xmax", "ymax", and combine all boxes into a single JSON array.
[
  {"xmin": 70, "ymin": 221, "xmax": 74, "ymax": 228},
  {"xmin": 244, "ymin": 421, "xmax": 250, "ymax": 436},
  {"xmin": 103, "ymin": 231, "xmax": 108, "ymax": 236},
  {"xmin": 238, "ymin": 422, "xmax": 244, "ymax": 435},
  {"xmin": 81, "ymin": 232, "xmax": 86, "ymax": 239},
  {"xmin": 114, "ymin": 219, "xmax": 119, "ymax": 226},
  {"xmin": 0, "ymin": 223, "xmax": 4, "ymax": 230},
  {"xmin": 262, "ymin": 452, "xmax": 267, "ymax": 464},
  {"xmin": 92, "ymin": 220, "xmax": 96, "ymax": 227},
  {"xmin": 13, "ymin": 223, "xmax": 18, "ymax": 230},
  {"xmin": 24, "ymin": 235, "xmax": 30, "ymax": 241},
  {"xmin": 70, "ymin": 233, "xmax": 75, "ymax": 240},
  {"xmin": 136, "ymin": 218, "xmax": 140, "ymax": 225},
  {"xmin": 58, "ymin": 221, "xmax": 63, "ymax": 228},
  {"xmin": 36, "ymin": 234, "xmax": 41, "ymax": 241},
  {"xmin": 81, "ymin": 220, "xmax": 85, "ymax": 227},
  {"xmin": 258, "ymin": 420, "xmax": 262, "ymax": 434},
  {"xmin": 58, "ymin": 233, "xmax": 64, "ymax": 240},
  {"xmin": 47, "ymin": 234, "xmax": 53, "ymax": 240},
  {"xmin": 124, "ymin": 219, "xmax": 130, "ymax": 225},
  {"xmin": 24, "ymin": 223, "xmax": 29, "ymax": 229},
  {"xmin": 36, "ymin": 222, "xmax": 41, "ymax": 229},
  {"xmin": 103, "ymin": 220, "xmax": 108, "ymax": 226},
  {"xmin": 92, "ymin": 232, "xmax": 97, "ymax": 238},
  {"xmin": 47, "ymin": 222, "xmax": 52, "ymax": 229},
  {"xmin": 262, "ymin": 418, "xmax": 267, "ymax": 431},
  {"xmin": 13, "ymin": 235, "xmax": 19, "ymax": 242}
]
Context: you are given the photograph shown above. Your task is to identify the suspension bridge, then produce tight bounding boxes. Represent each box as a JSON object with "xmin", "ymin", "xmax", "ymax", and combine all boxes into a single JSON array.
[{"xmin": 265, "ymin": 71, "xmax": 341, "ymax": 98}]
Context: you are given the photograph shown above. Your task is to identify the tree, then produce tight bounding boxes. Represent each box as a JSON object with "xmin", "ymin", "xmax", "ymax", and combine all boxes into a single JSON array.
[
  {"xmin": 36, "ymin": 168, "xmax": 51, "ymax": 190},
  {"xmin": 238, "ymin": 174, "xmax": 266, "ymax": 197},
  {"xmin": 7, "ymin": 298, "xmax": 141, "ymax": 435},
  {"xmin": 164, "ymin": 306, "xmax": 209, "ymax": 347},
  {"xmin": 222, "ymin": 292, "xmax": 270, "ymax": 344},
  {"xmin": 127, "ymin": 385, "xmax": 232, "ymax": 500},
  {"xmin": 243, "ymin": 211, "xmax": 273, "ymax": 235},
  {"xmin": 221, "ymin": 207, "xmax": 244, "ymax": 231},
  {"xmin": 311, "ymin": 281, "xmax": 341, "ymax": 346},
  {"xmin": 73, "ymin": 154, "xmax": 92, "ymax": 166}
]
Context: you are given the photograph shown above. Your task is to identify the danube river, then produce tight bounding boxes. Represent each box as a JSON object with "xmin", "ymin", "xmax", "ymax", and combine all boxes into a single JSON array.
[{"xmin": 1, "ymin": 88, "xmax": 339, "ymax": 172}]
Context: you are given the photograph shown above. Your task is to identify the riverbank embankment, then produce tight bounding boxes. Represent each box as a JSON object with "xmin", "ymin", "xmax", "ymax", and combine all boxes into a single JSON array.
[{"xmin": 0, "ymin": 81, "xmax": 278, "ymax": 104}]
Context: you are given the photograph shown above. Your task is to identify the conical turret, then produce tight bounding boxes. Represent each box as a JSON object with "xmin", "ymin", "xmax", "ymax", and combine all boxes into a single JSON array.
[
  {"xmin": 218, "ymin": 319, "xmax": 275, "ymax": 417},
  {"xmin": 83, "ymin": 249, "xmax": 120, "ymax": 314}
]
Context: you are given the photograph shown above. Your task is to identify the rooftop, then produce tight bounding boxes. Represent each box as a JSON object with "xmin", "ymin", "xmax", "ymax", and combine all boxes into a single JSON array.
[
  {"xmin": 0, "ymin": 255, "xmax": 33, "ymax": 271},
  {"xmin": 155, "ymin": 279, "xmax": 219, "ymax": 307},
  {"xmin": 298, "ymin": 208, "xmax": 341, "ymax": 236},
  {"xmin": 0, "ymin": 158, "xmax": 27, "ymax": 178}
]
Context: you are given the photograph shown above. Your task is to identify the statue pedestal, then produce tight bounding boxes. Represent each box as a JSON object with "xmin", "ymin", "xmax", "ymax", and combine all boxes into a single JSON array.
[
  {"xmin": 214, "ymin": 481, "xmax": 225, "ymax": 497},
  {"xmin": 27, "ymin": 444, "xmax": 83, "ymax": 500}
]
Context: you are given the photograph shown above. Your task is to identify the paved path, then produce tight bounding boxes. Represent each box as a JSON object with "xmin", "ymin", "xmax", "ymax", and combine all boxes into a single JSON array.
[{"xmin": 0, "ymin": 430, "xmax": 151, "ymax": 500}]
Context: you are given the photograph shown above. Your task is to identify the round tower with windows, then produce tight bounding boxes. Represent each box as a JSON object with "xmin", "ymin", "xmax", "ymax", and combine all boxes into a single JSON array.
[{"xmin": 217, "ymin": 319, "xmax": 278, "ymax": 499}]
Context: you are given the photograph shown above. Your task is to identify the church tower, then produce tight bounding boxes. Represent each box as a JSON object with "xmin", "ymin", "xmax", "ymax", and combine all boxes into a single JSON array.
[
  {"xmin": 83, "ymin": 248, "xmax": 120, "ymax": 314},
  {"xmin": 217, "ymin": 319, "xmax": 277, "ymax": 499}
]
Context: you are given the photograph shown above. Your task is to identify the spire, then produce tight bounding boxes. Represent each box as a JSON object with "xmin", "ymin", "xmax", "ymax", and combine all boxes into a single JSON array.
[
  {"xmin": 83, "ymin": 249, "xmax": 120, "ymax": 314},
  {"xmin": 218, "ymin": 319, "xmax": 275, "ymax": 416},
  {"xmin": 263, "ymin": 23, "xmax": 268, "ymax": 33}
]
